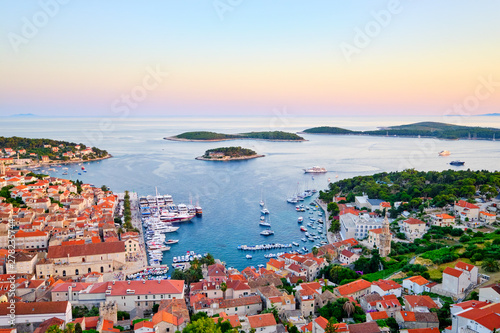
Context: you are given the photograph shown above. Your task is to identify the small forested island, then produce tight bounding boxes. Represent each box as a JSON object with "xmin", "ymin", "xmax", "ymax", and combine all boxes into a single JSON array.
[
  {"xmin": 166, "ymin": 131, "xmax": 305, "ymax": 142},
  {"xmin": 302, "ymin": 121, "xmax": 500, "ymax": 140},
  {"xmin": 196, "ymin": 146, "xmax": 264, "ymax": 161},
  {"xmin": 0, "ymin": 136, "xmax": 110, "ymax": 166}
]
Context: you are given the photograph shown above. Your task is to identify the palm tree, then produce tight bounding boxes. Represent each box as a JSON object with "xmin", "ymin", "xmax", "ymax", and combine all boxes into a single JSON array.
[
  {"xmin": 482, "ymin": 258, "xmax": 500, "ymax": 272},
  {"xmin": 343, "ymin": 301, "xmax": 355, "ymax": 318},
  {"xmin": 220, "ymin": 282, "xmax": 227, "ymax": 299}
]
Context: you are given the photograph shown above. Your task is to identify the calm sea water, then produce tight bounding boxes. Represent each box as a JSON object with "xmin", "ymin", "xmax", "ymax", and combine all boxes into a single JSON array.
[{"xmin": 1, "ymin": 116, "xmax": 500, "ymax": 270}]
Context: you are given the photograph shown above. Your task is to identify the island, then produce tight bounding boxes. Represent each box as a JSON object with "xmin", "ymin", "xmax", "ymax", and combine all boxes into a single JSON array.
[
  {"xmin": 195, "ymin": 146, "xmax": 264, "ymax": 161},
  {"xmin": 302, "ymin": 121, "xmax": 500, "ymax": 140},
  {"xmin": 0, "ymin": 136, "xmax": 111, "ymax": 167},
  {"xmin": 165, "ymin": 131, "xmax": 305, "ymax": 142}
]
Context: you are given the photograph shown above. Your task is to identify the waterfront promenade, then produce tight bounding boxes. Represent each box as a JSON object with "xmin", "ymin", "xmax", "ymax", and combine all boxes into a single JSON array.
[{"xmin": 315, "ymin": 199, "xmax": 340, "ymax": 244}]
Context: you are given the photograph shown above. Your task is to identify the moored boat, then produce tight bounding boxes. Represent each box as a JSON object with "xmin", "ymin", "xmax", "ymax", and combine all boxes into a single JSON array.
[{"xmin": 450, "ymin": 160, "xmax": 465, "ymax": 166}]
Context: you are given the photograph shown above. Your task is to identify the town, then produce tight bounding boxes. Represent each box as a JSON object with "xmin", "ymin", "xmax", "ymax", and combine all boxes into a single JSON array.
[{"xmin": 1, "ymin": 154, "xmax": 500, "ymax": 333}]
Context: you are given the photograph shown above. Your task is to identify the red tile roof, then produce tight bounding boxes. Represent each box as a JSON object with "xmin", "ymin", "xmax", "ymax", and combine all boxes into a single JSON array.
[
  {"xmin": 404, "ymin": 295, "xmax": 438, "ymax": 310},
  {"xmin": 455, "ymin": 261, "xmax": 475, "ymax": 272},
  {"xmin": 47, "ymin": 242, "xmax": 125, "ymax": 258},
  {"xmin": 335, "ymin": 279, "xmax": 372, "ymax": 296},
  {"xmin": 400, "ymin": 311, "xmax": 417, "ymax": 321},
  {"xmin": 248, "ymin": 313, "xmax": 276, "ymax": 328},
  {"xmin": 134, "ymin": 321, "xmax": 154, "ymax": 330},
  {"xmin": 372, "ymin": 279, "xmax": 401, "ymax": 291},
  {"xmin": 455, "ymin": 200, "xmax": 479, "ymax": 209},
  {"xmin": 405, "ymin": 275, "xmax": 429, "ymax": 286},
  {"xmin": 405, "ymin": 328, "xmax": 440, "ymax": 333},
  {"xmin": 0, "ymin": 301, "xmax": 69, "ymax": 316},
  {"xmin": 444, "ymin": 267, "xmax": 463, "ymax": 278},
  {"xmin": 369, "ymin": 311, "xmax": 389, "ymax": 320},
  {"xmin": 404, "ymin": 218, "xmax": 425, "ymax": 225}
]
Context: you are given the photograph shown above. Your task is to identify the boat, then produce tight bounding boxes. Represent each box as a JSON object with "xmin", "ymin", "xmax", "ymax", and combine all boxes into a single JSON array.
[
  {"xmin": 259, "ymin": 200, "xmax": 265, "ymax": 207},
  {"xmin": 260, "ymin": 230, "xmax": 274, "ymax": 236},
  {"xmin": 62, "ymin": 172, "xmax": 68, "ymax": 175},
  {"xmin": 261, "ymin": 208, "xmax": 270, "ymax": 215},
  {"xmin": 303, "ymin": 166, "xmax": 327, "ymax": 173},
  {"xmin": 246, "ymin": 254, "xmax": 252, "ymax": 259},
  {"xmin": 300, "ymin": 226, "xmax": 307, "ymax": 232},
  {"xmin": 259, "ymin": 221, "xmax": 271, "ymax": 227},
  {"xmin": 195, "ymin": 206, "xmax": 203, "ymax": 216},
  {"xmin": 165, "ymin": 239, "xmax": 179, "ymax": 245},
  {"xmin": 302, "ymin": 247, "xmax": 308, "ymax": 252},
  {"xmin": 81, "ymin": 166, "xmax": 85, "ymax": 170},
  {"xmin": 439, "ymin": 150, "xmax": 451, "ymax": 156},
  {"xmin": 292, "ymin": 242, "xmax": 299, "ymax": 246},
  {"xmin": 301, "ymin": 238, "xmax": 307, "ymax": 242},
  {"xmin": 450, "ymin": 161, "xmax": 465, "ymax": 166},
  {"xmin": 297, "ymin": 217, "xmax": 303, "ymax": 223}
]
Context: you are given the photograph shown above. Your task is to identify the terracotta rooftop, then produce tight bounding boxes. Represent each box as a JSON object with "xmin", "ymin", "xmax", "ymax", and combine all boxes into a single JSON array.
[
  {"xmin": 248, "ymin": 313, "xmax": 277, "ymax": 328},
  {"xmin": 335, "ymin": 279, "xmax": 371, "ymax": 296}
]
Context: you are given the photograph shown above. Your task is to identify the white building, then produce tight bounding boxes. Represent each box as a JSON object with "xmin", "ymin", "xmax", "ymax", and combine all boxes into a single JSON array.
[
  {"xmin": 0, "ymin": 301, "xmax": 72, "ymax": 326},
  {"xmin": 340, "ymin": 213, "xmax": 384, "ymax": 240},
  {"xmin": 402, "ymin": 275, "xmax": 429, "ymax": 295},
  {"xmin": 442, "ymin": 267, "xmax": 470, "ymax": 296}
]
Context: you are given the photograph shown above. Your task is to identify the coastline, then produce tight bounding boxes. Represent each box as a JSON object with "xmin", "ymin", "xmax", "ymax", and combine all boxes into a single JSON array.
[
  {"xmin": 164, "ymin": 136, "xmax": 306, "ymax": 142},
  {"xmin": 195, "ymin": 154, "xmax": 265, "ymax": 161},
  {"xmin": 297, "ymin": 132, "xmax": 499, "ymax": 141},
  {"xmin": 10, "ymin": 155, "xmax": 113, "ymax": 169}
]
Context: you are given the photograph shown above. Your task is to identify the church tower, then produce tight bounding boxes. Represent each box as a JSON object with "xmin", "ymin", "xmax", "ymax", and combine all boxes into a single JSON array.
[
  {"xmin": 0, "ymin": 162, "xmax": 5, "ymax": 176},
  {"xmin": 379, "ymin": 213, "xmax": 392, "ymax": 257}
]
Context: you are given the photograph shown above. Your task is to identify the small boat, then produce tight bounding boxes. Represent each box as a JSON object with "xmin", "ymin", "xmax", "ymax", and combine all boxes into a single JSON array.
[
  {"xmin": 292, "ymin": 242, "xmax": 300, "ymax": 246},
  {"xmin": 439, "ymin": 150, "xmax": 451, "ymax": 156},
  {"xmin": 259, "ymin": 221, "xmax": 271, "ymax": 227},
  {"xmin": 259, "ymin": 200, "xmax": 265, "ymax": 207},
  {"xmin": 260, "ymin": 216, "xmax": 266, "ymax": 221},
  {"xmin": 302, "ymin": 247, "xmax": 308, "ymax": 252},
  {"xmin": 297, "ymin": 217, "xmax": 303, "ymax": 223},
  {"xmin": 261, "ymin": 208, "xmax": 270, "ymax": 215},
  {"xmin": 300, "ymin": 226, "xmax": 307, "ymax": 232},
  {"xmin": 260, "ymin": 230, "xmax": 274, "ymax": 236},
  {"xmin": 81, "ymin": 166, "xmax": 85, "ymax": 170},
  {"xmin": 165, "ymin": 239, "xmax": 179, "ymax": 245},
  {"xmin": 246, "ymin": 254, "xmax": 252, "ymax": 259},
  {"xmin": 301, "ymin": 238, "xmax": 307, "ymax": 242},
  {"xmin": 450, "ymin": 161, "xmax": 465, "ymax": 166},
  {"xmin": 62, "ymin": 172, "xmax": 68, "ymax": 175}
]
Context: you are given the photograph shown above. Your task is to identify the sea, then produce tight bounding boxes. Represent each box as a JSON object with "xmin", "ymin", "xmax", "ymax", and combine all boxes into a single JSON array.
[{"xmin": 1, "ymin": 115, "xmax": 499, "ymax": 270}]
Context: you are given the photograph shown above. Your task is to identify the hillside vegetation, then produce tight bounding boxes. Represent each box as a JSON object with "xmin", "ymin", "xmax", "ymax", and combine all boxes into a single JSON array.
[
  {"xmin": 174, "ymin": 131, "xmax": 304, "ymax": 141},
  {"xmin": 303, "ymin": 121, "xmax": 500, "ymax": 140}
]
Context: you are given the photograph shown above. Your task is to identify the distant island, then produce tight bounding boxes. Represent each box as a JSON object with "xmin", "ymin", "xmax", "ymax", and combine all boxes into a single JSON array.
[
  {"xmin": 8, "ymin": 113, "xmax": 39, "ymax": 117},
  {"xmin": 302, "ymin": 121, "xmax": 500, "ymax": 140},
  {"xmin": 166, "ymin": 131, "xmax": 305, "ymax": 142},
  {"xmin": 195, "ymin": 146, "xmax": 264, "ymax": 161},
  {"xmin": 0, "ymin": 136, "xmax": 111, "ymax": 166},
  {"xmin": 479, "ymin": 113, "xmax": 500, "ymax": 116}
]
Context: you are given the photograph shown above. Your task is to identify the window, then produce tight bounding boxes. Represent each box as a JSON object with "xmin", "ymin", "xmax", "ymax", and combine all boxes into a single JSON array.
[
  {"xmin": 137, "ymin": 296, "xmax": 140, "ymax": 299},
  {"xmin": 75, "ymin": 269, "xmax": 79, "ymax": 275}
]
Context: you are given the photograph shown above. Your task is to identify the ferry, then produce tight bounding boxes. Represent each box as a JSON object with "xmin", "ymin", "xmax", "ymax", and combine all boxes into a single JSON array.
[
  {"xmin": 260, "ymin": 230, "xmax": 274, "ymax": 236},
  {"xmin": 303, "ymin": 166, "xmax": 327, "ymax": 173},
  {"xmin": 450, "ymin": 161, "xmax": 465, "ymax": 166}
]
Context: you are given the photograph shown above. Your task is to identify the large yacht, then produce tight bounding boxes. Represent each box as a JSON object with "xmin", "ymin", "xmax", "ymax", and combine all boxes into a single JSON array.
[{"xmin": 303, "ymin": 166, "xmax": 327, "ymax": 173}]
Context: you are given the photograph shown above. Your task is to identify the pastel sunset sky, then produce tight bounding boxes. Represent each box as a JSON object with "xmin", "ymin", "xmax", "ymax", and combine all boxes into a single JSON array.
[{"xmin": 1, "ymin": 1, "xmax": 499, "ymax": 117}]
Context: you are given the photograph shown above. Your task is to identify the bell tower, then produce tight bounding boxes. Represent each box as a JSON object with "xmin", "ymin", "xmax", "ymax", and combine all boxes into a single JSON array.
[{"xmin": 379, "ymin": 213, "xmax": 392, "ymax": 257}]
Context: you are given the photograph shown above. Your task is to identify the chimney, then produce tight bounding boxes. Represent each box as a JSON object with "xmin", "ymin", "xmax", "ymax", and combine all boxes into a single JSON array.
[{"xmin": 128, "ymin": 280, "xmax": 131, "ymax": 285}]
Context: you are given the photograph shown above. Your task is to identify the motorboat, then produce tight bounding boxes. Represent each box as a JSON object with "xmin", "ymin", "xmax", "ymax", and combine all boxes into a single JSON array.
[
  {"xmin": 260, "ymin": 230, "xmax": 274, "ymax": 236},
  {"xmin": 303, "ymin": 166, "xmax": 327, "ymax": 173}
]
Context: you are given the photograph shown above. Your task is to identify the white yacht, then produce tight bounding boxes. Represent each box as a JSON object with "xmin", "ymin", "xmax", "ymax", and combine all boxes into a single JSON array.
[{"xmin": 303, "ymin": 166, "xmax": 327, "ymax": 173}]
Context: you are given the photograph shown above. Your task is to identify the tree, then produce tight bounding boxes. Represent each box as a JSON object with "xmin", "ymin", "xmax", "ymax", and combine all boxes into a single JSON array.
[
  {"xmin": 312, "ymin": 247, "xmax": 319, "ymax": 256},
  {"xmin": 152, "ymin": 304, "xmax": 160, "ymax": 314},
  {"xmin": 482, "ymin": 258, "xmax": 500, "ymax": 272},
  {"xmin": 327, "ymin": 202, "xmax": 340, "ymax": 216},
  {"xmin": 325, "ymin": 318, "xmax": 339, "ymax": 333},
  {"xmin": 65, "ymin": 323, "xmax": 75, "ymax": 333},
  {"xmin": 75, "ymin": 323, "xmax": 82, "ymax": 333},
  {"xmin": 343, "ymin": 301, "xmax": 355, "ymax": 318},
  {"xmin": 183, "ymin": 317, "xmax": 222, "ymax": 333},
  {"xmin": 329, "ymin": 220, "xmax": 340, "ymax": 233},
  {"xmin": 47, "ymin": 326, "xmax": 63, "ymax": 333},
  {"xmin": 220, "ymin": 282, "xmax": 227, "ymax": 300}
]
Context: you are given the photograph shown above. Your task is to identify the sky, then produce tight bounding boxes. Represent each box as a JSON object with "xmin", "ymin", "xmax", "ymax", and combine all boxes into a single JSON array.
[{"xmin": 1, "ymin": 0, "xmax": 500, "ymax": 117}]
